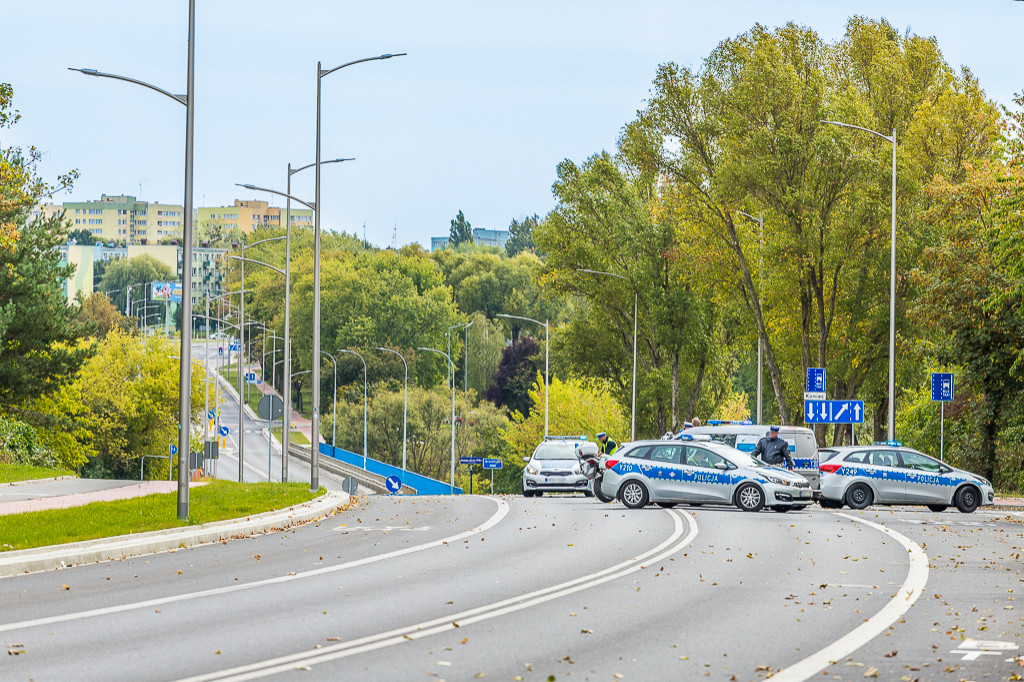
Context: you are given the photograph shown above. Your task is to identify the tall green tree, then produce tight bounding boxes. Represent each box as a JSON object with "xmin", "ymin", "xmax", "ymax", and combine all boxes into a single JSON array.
[
  {"xmin": 448, "ymin": 210, "xmax": 473, "ymax": 248},
  {"xmin": 99, "ymin": 254, "xmax": 175, "ymax": 314},
  {"xmin": 505, "ymin": 214, "xmax": 540, "ymax": 257}
]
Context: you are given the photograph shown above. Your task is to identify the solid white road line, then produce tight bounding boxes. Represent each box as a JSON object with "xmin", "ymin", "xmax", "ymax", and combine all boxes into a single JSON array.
[
  {"xmin": 770, "ymin": 512, "xmax": 929, "ymax": 682},
  {"xmin": 177, "ymin": 509, "xmax": 700, "ymax": 682},
  {"xmin": 0, "ymin": 497, "xmax": 509, "ymax": 635}
]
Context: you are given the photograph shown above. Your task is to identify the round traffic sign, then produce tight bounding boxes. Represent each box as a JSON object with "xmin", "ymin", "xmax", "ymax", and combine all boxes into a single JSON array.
[
  {"xmin": 385, "ymin": 475, "xmax": 402, "ymax": 494},
  {"xmin": 340, "ymin": 477, "xmax": 359, "ymax": 495}
]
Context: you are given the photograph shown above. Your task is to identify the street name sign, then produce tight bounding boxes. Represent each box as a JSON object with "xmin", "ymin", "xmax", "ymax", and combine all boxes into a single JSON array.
[
  {"xmin": 460, "ymin": 456, "xmax": 483, "ymax": 465},
  {"xmin": 483, "ymin": 458, "xmax": 503, "ymax": 470}
]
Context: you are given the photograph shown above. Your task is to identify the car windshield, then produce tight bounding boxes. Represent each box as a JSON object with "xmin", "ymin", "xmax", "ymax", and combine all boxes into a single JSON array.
[
  {"xmin": 532, "ymin": 445, "xmax": 577, "ymax": 461},
  {"xmin": 720, "ymin": 449, "xmax": 766, "ymax": 469}
]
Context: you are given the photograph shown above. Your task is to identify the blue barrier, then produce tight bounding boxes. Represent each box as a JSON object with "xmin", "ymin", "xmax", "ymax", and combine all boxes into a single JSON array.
[{"xmin": 318, "ymin": 443, "xmax": 462, "ymax": 495}]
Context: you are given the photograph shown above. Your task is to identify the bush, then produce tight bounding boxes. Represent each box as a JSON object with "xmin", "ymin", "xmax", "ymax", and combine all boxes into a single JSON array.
[{"xmin": 0, "ymin": 415, "xmax": 57, "ymax": 468}]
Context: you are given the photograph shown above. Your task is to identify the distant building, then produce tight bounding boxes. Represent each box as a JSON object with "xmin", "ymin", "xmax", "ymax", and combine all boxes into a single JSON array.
[
  {"xmin": 196, "ymin": 199, "xmax": 313, "ymax": 234},
  {"xmin": 63, "ymin": 194, "xmax": 184, "ymax": 243},
  {"xmin": 430, "ymin": 228, "xmax": 510, "ymax": 252}
]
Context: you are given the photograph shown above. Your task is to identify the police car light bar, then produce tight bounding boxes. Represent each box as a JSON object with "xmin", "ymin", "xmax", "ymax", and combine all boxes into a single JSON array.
[
  {"xmin": 870, "ymin": 441, "xmax": 903, "ymax": 447},
  {"xmin": 707, "ymin": 420, "xmax": 755, "ymax": 426},
  {"xmin": 675, "ymin": 433, "xmax": 713, "ymax": 442},
  {"xmin": 544, "ymin": 435, "xmax": 588, "ymax": 441}
]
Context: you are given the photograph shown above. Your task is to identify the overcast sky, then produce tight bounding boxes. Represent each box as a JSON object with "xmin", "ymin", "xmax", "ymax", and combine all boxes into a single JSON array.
[{"xmin": 5, "ymin": 1, "xmax": 1021, "ymax": 248}]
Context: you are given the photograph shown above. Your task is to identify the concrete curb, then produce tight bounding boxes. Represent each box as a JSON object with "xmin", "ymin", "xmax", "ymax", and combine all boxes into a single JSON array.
[
  {"xmin": 0, "ymin": 490, "xmax": 350, "ymax": 579},
  {"xmin": 2, "ymin": 475, "xmax": 76, "ymax": 488}
]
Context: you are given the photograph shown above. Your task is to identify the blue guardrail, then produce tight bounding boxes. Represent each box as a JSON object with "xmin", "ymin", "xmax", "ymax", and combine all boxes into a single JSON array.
[{"xmin": 319, "ymin": 443, "xmax": 463, "ymax": 495}]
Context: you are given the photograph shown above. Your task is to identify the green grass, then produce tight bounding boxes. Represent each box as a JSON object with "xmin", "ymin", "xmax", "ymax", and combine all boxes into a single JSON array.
[
  {"xmin": 273, "ymin": 427, "xmax": 310, "ymax": 446},
  {"xmin": 219, "ymin": 367, "xmax": 267, "ymax": 415},
  {"xmin": 0, "ymin": 463, "xmax": 73, "ymax": 484},
  {"xmin": 0, "ymin": 480, "xmax": 323, "ymax": 552}
]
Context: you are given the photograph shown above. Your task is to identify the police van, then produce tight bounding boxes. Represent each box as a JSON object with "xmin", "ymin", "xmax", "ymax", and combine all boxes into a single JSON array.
[{"xmin": 686, "ymin": 421, "xmax": 820, "ymax": 492}]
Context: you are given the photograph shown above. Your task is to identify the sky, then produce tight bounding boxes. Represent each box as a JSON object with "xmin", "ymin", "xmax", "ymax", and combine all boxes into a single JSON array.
[{"xmin": 5, "ymin": 1, "xmax": 1022, "ymax": 249}]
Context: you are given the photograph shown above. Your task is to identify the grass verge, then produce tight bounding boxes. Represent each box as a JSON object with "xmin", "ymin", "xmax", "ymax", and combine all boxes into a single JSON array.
[
  {"xmin": 273, "ymin": 427, "xmax": 311, "ymax": 445},
  {"xmin": 0, "ymin": 480, "xmax": 323, "ymax": 552},
  {"xmin": 0, "ymin": 463, "xmax": 73, "ymax": 484}
]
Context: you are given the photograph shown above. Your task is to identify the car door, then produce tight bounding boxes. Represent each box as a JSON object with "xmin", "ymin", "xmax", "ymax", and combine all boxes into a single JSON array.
[
  {"xmin": 864, "ymin": 450, "xmax": 906, "ymax": 503},
  {"xmin": 643, "ymin": 443, "xmax": 686, "ymax": 500},
  {"xmin": 681, "ymin": 446, "xmax": 734, "ymax": 503},
  {"xmin": 899, "ymin": 450, "xmax": 950, "ymax": 504}
]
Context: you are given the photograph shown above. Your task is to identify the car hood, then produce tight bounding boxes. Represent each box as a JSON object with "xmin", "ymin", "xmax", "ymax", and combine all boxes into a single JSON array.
[{"xmin": 760, "ymin": 466, "xmax": 806, "ymax": 482}]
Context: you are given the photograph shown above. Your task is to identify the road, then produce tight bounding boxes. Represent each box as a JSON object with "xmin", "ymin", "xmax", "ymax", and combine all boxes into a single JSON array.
[
  {"xmin": 3, "ymin": 496, "xmax": 1022, "ymax": 680},
  {"xmin": 193, "ymin": 343, "xmax": 336, "ymax": 490}
]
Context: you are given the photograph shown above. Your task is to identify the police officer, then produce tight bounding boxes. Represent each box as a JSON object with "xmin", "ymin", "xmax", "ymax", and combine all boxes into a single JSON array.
[
  {"xmin": 597, "ymin": 431, "xmax": 618, "ymax": 456},
  {"xmin": 752, "ymin": 425, "xmax": 794, "ymax": 470}
]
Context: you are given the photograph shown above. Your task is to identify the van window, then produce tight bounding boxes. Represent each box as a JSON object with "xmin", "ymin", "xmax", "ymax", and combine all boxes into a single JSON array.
[
  {"xmin": 734, "ymin": 434, "xmax": 760, "ymax": 453},
  {"xmin": 708, "ymin": 434, "xmax": 736, "ymax": 448}
]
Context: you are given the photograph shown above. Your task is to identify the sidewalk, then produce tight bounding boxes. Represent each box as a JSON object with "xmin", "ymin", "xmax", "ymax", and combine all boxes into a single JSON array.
[
  {"xmin": 241, "ymin": 361, "xmax": 321, "ymax": 446},
  {"xmin": 995, "ymin": 496, "xmax": 1024, "ymax": 509}
]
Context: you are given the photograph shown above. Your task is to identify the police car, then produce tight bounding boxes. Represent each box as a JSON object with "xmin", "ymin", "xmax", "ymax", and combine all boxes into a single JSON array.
[
  {"xmin": 521, "ymin": 436, "xmax": 597, "ymax": 497},
  {"xmin": 687, "ymin": 421, "xmax": 821, "ymax": 492},
  {"xmin": 599, "ymin": 435, "xmax": 813, "ymax": 512},
  {"xmin": 818, "ymin": 442, "xmax": 995, "ymax": 513}
]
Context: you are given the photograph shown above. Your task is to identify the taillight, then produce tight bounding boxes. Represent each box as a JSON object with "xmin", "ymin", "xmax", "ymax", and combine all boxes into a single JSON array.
[
  {"xmin": 604, "ymin": 459, "xmax": 619, "ymax": 470},
  {"xmin": 820, "ymin": 463, "xmax": 842, "ymax": 474}
]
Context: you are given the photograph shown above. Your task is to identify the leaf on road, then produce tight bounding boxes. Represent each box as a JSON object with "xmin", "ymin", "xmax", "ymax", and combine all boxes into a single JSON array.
[
  {"xmin": 863, "ymin": 666, "xmax": 879, "ymax": 677},
  {"xmin": 884, "ymin": 650, "xmax": 898, "ymax": 657},
  {"xmin": 581, "ymin": 629, "xmax": 593, "ymax": 634},
  {"xmin": 460, "ymin": 638, "xmax": 469, "ymax": 645}
]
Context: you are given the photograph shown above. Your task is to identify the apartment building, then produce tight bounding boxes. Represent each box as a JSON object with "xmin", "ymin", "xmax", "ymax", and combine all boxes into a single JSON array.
[{"xmin": 196, "ymin": 199, "xmax": 313, "ymax": 235}]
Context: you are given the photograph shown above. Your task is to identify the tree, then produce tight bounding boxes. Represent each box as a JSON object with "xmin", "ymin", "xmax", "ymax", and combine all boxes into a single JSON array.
[
  {"xmin": 448, "ymin": 210, "xmax": 473, "ymax": 248},
  {"xmin": 484, "ymin": 336, "xmax": 540, "ymax": 418},
  {"xmin": 77, "ymin": 291, "xmax": 131, "ymax": 338},
  {"xmin": 68, "ymin": 228, "xmax": 97, "ymax": 245},
  {"xmin": 99, "ymin": 254, "xmax": 175, "ymax": 314},
  {"xmin": 505, "ymin": 214, "xmax": 539, "ymax": 257}
]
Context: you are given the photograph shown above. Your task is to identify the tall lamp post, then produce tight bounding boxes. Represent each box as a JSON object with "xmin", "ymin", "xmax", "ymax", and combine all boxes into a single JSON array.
[
  {"xmin": 418, "ymin": 347, "xmax": 456, "ymax": 493},
  {"xmin": 821, "ymin": 119, "xmax": 897, "ymax": 440},
  {"xmin": 312, "ymin": 52, "xmax": 405, "ymax": 495},
  {"xmin": 733, "ymin": 212, "xmax": 764, "ymax": 424},
  {"xmin": 337, "ymin": 349, "xmax": 368, "ymax": 469},
  {"xmin": 70, "ymin": 0, "xmax": 197, "ymax": 520},
  {"xmin": 578, "ymin": 269, "xmax": 637, "ymax": 441},
  {"xmin": 236, "ymin": 182, "xmax": 317, "ymax": 489},
  {"xmin": 497, "ymin": 314, "xmax": 550, "ymax": 438},
  {"xmin": 377, "ymin": 347, "xmax": 408, "ymax": 483}
]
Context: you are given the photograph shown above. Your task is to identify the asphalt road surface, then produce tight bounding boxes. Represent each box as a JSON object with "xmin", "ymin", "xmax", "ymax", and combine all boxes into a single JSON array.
[{"xmin": 3, "ymin": 495, "xmax": 1022, "ymax": 680}]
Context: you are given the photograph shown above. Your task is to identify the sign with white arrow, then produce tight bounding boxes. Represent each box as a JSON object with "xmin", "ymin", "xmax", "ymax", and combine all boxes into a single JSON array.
[{"xmin": 804, "ymin": 400, "xmax": 864, "ymax": 424}]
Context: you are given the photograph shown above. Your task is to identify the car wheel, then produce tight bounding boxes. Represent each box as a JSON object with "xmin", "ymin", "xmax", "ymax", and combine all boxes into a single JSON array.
[
  {"xmin": 688, "ymin": 503, "xmax": 703, "ymax": 507},
  {"xmin": 794, "ymin": 505, "xmax": 809, "ymax": 511},
  {"xmin": 583, "ymin": 490, "xmax": 594, "ymax": 498},
  {"xmin": 844, "ymin": 483, "xmax": 873, "ymax": 510},
  {"xmin": 927, "ymin": 504, "xmax": 948, "ymax": 512},
  {"xmin": 772, "ymin": 506, "xmax": 791, "ymax": 513},
  {"xmin": 819, "ymin": 499, "xmax": 842, "ymax": 509},
  {"xmin": 534, "ymin": 491, "xmax": 543, "ymax": 498},
  {"xmin": 955, "ymin": 486, "xmax": 980, "ymax": 514},
  {"xmin": 655, "ymin": 502, "xmax": 678, "ymax": 509},
  {"xmin": 735, "ymin": 483, "xmax": 764, "ymax": 512},
  {"xmin": 593, "ymin": 480, "xmax": 614, "ymax": 503},
  {"xmin": 521, "ymin": 483, "xmax": 533, "ymax": 498},
  {"xmin": 619, "ymin": 481, "xmax": 649, "ymax": 509}
]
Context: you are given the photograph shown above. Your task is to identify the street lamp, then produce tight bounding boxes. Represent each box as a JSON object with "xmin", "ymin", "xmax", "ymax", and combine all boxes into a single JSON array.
[
  {"xmin": 578, "ymin": 269, "xmax": 637, "ymax": 441},
  {"xmin": 70, "ymin": 0, "xmax": 197, "ymax": 521},
  {"xmin": 312, "ymin": 52, "xmax": 406, "ymax": 496},
  {"xmin": 733, "ymin": 212, "xmax": 765, "ymax": 425},
  {"xmin": 418, "ymin": 346, "xmax": 456, "ymax": 493},
  {"xmin": 237, "ymin": 182, "xmax": 316, "ymax": 490},
  {"xmin": 377, "ymin": 347, "xmax": 408, "ymax": 483},
  {"xmin": 821, "ymin": 119, "xmax": 897, "ymax": 440},
  {"xmin": 496, "ymin": 313, "xmax": 550, "ymax": 438},
  {"xmin": 337, "ymin": 349, "xmax": 368, "ymax": 470}
]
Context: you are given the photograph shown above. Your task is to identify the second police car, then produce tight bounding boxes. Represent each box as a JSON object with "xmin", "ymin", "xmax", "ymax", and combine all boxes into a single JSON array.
[
  {"xmin": 599, "ymin": 434, "xmax": 813, "ymax": 512},
  {"xmin": 818, "ymin": 442, "xmax": 995, "ymax": 513}
]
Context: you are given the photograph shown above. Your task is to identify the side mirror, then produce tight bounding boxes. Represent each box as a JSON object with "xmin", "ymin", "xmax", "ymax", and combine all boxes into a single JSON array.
[
  {"xmin": 522, "ymin": 457, "xmax": 530, "ymax": 463},
  {"xmin": 714, "ymin": 462, "xmax": 730, "ymax": 471}
]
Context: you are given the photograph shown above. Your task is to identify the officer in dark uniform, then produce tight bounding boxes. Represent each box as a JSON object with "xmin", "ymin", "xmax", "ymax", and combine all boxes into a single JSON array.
[
  {"xmin": 752, "ymin": 425, "xmax": 794, "ymax": 470},
  {"xmin": 597, "ymin": 431, "xmax": 618, "ymax": 456}
]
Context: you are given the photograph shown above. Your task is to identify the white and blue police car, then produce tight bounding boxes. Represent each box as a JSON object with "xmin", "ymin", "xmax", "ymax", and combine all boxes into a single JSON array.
[
  {"xmin": 687, "ymin": 421, "xmax": 821, "ymax": 492},
  {"xmin": 599, "ymin": 435, "xmax": 812, "ymax": 512},
  {"xmin": 818, "ymin": 442, "xmax": 994, "ymax": 513}
]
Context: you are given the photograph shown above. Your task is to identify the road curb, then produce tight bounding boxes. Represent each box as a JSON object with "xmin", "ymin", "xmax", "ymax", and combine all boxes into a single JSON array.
[
  {"xmin": 2, "ymin": 475, "xmax": 77, "ymax": 488},
  {"xmin": 0, "ymin": 490, "xmax": 350, "ymax": 579}
]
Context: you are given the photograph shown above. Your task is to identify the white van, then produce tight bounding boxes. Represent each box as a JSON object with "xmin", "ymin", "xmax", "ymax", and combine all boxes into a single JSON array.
[{"xmin": 686, "ymin": 421, "xmax": 820, "ymax": 492}]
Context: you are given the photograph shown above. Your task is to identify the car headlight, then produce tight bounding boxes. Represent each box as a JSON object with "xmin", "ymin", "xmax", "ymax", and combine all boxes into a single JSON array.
[
  {"xmin": 763, "ymin": 473, "xmax": 791, "ymax": 486},
  {"xmin": 526, "ymin": 466, "xmax": 538, "ymax": 475},
  {"xmin": 974, "ymin": 476, "xmax": 991, "ymax": 487}
]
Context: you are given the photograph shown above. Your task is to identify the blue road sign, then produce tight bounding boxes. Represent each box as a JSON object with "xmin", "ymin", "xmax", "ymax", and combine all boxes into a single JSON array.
[
  {"xmin": 385, "ymin": 475, "xmax": 402, "ymax": 493},
  {"xmin": 218, "ymin": 346, "xmax": 224, "ymax": 356},
  {"xmin": 460, "ymin": 456, "xmax": 483, "ymax": 465},
  {"xmin": 483, "ymin": 458, "xmax": 503, "ymax": 470},
  {"xmin": 219, "ymin": 426, "xmax": 229, "ymax": 437},
  {"xmin": 931, "ymin": 373, "xmax": 954, "ymax": 402},
  {"xmin": 245, "ymin": 372, "xmax": 257, "ymax": 383},
  {"xmin": 806, "ymin": 368, "xmax": 826, "ymax": 393},
  {"xmin": 804, "ymin": 399, "xmax": 864, "ymax": 424},
  {"xmin": 207, "ymin": 410, "xmax": 215, "ymax": 420},
  {"xmin": 170, "ymin": 444, "xmax": 178, "ymax": 456},
  {"xmin": 229, "ymin": 342, "xmax": 240, "ymax": 352}
]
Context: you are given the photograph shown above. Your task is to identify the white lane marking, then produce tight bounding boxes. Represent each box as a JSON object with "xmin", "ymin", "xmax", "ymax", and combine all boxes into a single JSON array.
[
  {"xmin": 0, "ymin": 498, "xmax": 509, "ymax": 635},
  {"xmin": 176, "ymin": 509, "xmax": 700, "ymax": 682},
  {"xmin": 951, "ymin": 638, "xmax": 1019, "ymax": 661},
  {"xmin": 771, "ymin": 512, "xmax": 929, "ymax": 682},
  {"xmin": 333, "ymin": 526, "xmax": 431, "ymax": 533}
]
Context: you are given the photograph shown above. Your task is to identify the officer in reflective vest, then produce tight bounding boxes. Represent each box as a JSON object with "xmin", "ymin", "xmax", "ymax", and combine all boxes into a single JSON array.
[{"xmin": 597, "ymin": 431, "xmax": 618, "ymax": 456}]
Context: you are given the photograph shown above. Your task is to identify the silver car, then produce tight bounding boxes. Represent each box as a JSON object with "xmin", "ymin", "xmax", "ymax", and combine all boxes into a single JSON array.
[
  {"xmin": 818, "ymin": 444, "xmax": 995, "ymax": 513},
  {"xmin": 522, "ymin": 437, "xmax": 596, "ymax": 497},
  {"xmin": 599, "ymin": 436, "xmax": 813, "ymax": 512}
]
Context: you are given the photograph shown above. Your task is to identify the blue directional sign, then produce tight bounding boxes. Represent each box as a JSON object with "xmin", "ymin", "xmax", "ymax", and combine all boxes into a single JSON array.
[
  {"xmin": 229, "ymin": 342, "xmax": 240, "ymax": 352},
  {"xmin": 483, "ymin": 458, "xmax": 503, "ymax": 470},
  {"xmin": 931, "ymin": 373, "xmax": 954, "ymax": 402},
  {"xmin": 245, "ymin": 372, "xmax": 258, "ymax": 383},
  {"xmin": 218, "ymin": 346, "xmax": 224, "ymax": 356},
  {"xmin": 170, "ymin": 444, "xmax": 178, "ymax": 456},
  {"xmin": 460, "ymin": 456, "xmax": 483, "ymax": 465},
  {"xmin": 806, "ymin": 368, "xmax": 826, "ymax": 393},
  {"xmin": 207, "ymin": 410, "xmax": 215, "ymax": 420},
  {"xmin": 804, "ymin": 399, "xmax": 864, "ymax": 424},
  {"xmin": 385, "ymin": 475, "xmax": 402, "ymax": 494},
  {"xmin": 218, "ymin": 426, "xmax": 229, "ymax": 437}
]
